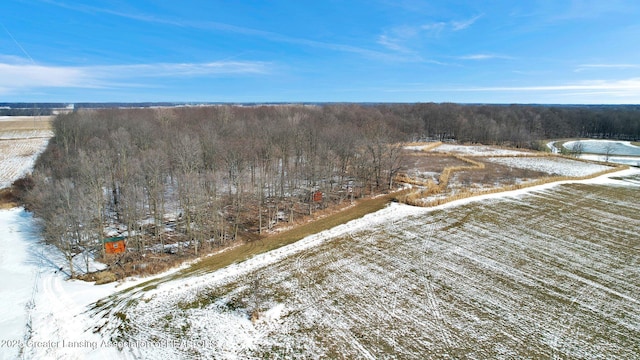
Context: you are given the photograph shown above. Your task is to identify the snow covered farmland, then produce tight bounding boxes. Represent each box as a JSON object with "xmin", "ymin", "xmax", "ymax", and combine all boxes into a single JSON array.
[
  {"xmin": 0, "ymin": 116, "xmax": 52, "ymax": 189},
  {"xmin": 86, "ymin": 169, "xmax": 640, "ymax": 359},
  {"xmin": 430, "ymin": 143, "xmax": 535, "ymax": 156},
  {"xmin": 482, "ymin": 156, "xmax": 613, "ymax": 177},
  {"xmin": 0, "ymin": 138, "xmax": 50, "ymax": 188}
]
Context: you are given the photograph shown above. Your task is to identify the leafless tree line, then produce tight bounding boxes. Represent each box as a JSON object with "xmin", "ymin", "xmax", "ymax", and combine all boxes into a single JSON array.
[
  {"xmin": 386, "ymin": 103, "xmax": 640, "ymax": 147},
  {"xmin": 24, "ymin": 103, "xmax": 639, "ymax": 276},
  {"xmin": 26, "ymin": 105, "xmax": 406, "ymax": 275}
]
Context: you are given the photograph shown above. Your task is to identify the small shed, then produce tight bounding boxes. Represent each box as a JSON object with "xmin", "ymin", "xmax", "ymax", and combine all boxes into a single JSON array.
[
  {"xmin": 312, "ymin": 190, "xmax": 323, "ymax": 202},
  {"xmin": 103, "ymin": 236, "xmax": 126, "ymax": 254}
]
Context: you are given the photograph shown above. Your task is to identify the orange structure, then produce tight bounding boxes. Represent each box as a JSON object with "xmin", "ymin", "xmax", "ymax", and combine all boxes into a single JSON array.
[{"xmin": 103, "ymin": 236, "xmax": 126, "ymax": 254}]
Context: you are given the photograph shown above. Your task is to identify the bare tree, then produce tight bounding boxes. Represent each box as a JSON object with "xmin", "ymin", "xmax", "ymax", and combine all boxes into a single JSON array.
[
  {"xmin": 140, "ymin": 148, "xmax": 169, "ymax": 246},
  {"xmin": 571, "ymin": 140, "xmax": 584, "ymax": 158},
  {"xmin": 603, "ymin": 142, "xmax": 615, "ymax": 162}
]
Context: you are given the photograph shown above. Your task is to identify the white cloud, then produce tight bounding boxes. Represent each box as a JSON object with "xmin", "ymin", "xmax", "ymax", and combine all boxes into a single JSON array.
[
  {"xmin": 458, "ymin": 78, "xmax": 640, "ymax": 98},
  {"xmin": 377, "ymin": 35, "xmax": 409, "ymax": 52},
  {"xmin": 451, "ymin": 14, "xmax": 484, "ymax": 31},
  {"xmin": 0, "ymin": 59, "xmax": 271, "ymax": 93},
  {"xmin": 377, "ymin": 78, "xmax": 640, "ymax": 103},
  {"xmin": 457, "ymin": 54, "xmax": 513, "ymax": 60},
  {"xmin": 378, "ymin": 14, "xmax": 483, "ymax": 55},
  {"xmin": 421, "ymin": 22, "xmax": 447, "ymax": 33},
  {"xmin": 98, "ymin": 62, "xmax": 270, "ymax": 78},
  {"xmin": 418, "ymin": 14, "xmax": 483, "ymax": 35},
  {"xmin": 0, "ymin": 63, "xmax": 95, "ymax": 88},
  {"xmin": 41, "ymin": 0, "xmax": 390, "ymax": 61},
  {"xmin": 575, "ymin": 64, "xmax": 640, "ymax": 72}
]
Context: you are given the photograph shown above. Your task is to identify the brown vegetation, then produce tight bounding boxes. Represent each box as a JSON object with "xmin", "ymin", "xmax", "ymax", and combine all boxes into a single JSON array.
[
  {"xmin": 0, "ymin": 116, "xmax": 53, "ymax": 132},
  {"xmin": 0, "ymin": 189, "xmax": 17, "ymax": 209},
  {"xmin": 394, "ymin": 143, "xmax": 626, "ymax": 208}
]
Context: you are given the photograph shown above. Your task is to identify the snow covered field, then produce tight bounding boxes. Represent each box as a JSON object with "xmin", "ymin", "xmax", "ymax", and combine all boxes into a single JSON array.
[
  {"xmin": 430, "ymin": 143, "xmax": 535, "ymax": 156},
  {"xmin": 0, "ymin": 129, "xmax": 53, "ymax": 141},
  {"xmin": 483, "ymin": 156, "xmax": 613, "ymax": 177},
  {"xmin": 580, "ymin": 154, "xmax": 640, "ymax": 167},
  {"xmin": 0, "ymin": 117, "xmax": 52, "ymax": 189},
  {"xmin": 0, "ymin": 138, "xmax": 50, "ymax": 188}
]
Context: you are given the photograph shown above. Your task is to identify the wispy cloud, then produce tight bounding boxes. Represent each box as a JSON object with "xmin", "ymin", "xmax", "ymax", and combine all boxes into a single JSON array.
[
  {"xmin": 418, "ymin": 14, "xmax": 483, "ymax": 35},
  {"xmin": 0, "ymin": 63, "xmax": 93, "ymax": 89},
  {"xmin": 0, "ymin": 59, "xmax": 270, "ymax": 93},
  {"xmin": 419, "ymin": 22, "xmax": 447, "ymax": 36},
  {"xmin": 377, "ymin": 78, "xmax": 640, "ymax": 96},
  {"xmin": 457, "ymin": 78, "xmax": 640, "ymax": 96},
  {"xmin": 101, "ymin": 62, "xmax": 270, "ymax": 77},
  {"xmin": 575, "ymin": 63, "xmax": 640, "ymax": 72},
  {"xmin": 377, "ymin": 35, "xmax": 410, "ymax": 53},
  {"xmin": 40, "ymin": 0, "xmax": 397, "ymax": 62},
  {"xmin": 451, "ymin": 14, "xmax": 484, "ymax": 31},
  {"xmin": 377, "ymin": 14, "xmax": 483, "ymax": 58},
  {"xmin": 457, "ymin": 53, "xmax": 513, "ymax": 61},
  {"xmin": 552, "ymin": 0, "xmax": 638, "ymax": 21}
]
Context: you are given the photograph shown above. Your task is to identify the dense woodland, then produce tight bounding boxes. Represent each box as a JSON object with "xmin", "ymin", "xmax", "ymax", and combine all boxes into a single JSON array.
[{"xmin": 24, "ymin": 103, "xmax": 640, "ymax": 276}]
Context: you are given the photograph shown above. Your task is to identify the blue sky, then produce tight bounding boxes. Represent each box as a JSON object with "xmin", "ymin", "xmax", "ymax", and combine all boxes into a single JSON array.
[{"xmin": 2, "ymin": 0, "xmax": 640, "ymax": 103}]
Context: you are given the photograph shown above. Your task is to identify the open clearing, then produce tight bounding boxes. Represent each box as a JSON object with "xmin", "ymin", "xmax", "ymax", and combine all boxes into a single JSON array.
[{"xmin": 83, "ymin": 170, "xmax": 640, "ymax": 359}]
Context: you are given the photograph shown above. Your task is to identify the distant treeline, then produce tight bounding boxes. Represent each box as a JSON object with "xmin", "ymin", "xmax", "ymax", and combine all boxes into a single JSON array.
[
  {"xmin": 4, "ymin": 102, "xmax": 639, "ymax": 141},
  {"xmin": 23, "ymin": 103, "xmax": 639, "ymax": 276},
  {"xmin": 0, "ymin": 108, "xmax": 54, "ymax": 116},
  {"xmin": 386, "ymin": 103, "xmax": 640, "ymax": 144}
]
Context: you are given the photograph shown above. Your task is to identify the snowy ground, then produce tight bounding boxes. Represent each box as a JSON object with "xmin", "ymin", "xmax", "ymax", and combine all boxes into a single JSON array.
[
  {"xmin": 482, "ymin": 156, "xmax": 614, "ymax": 177},
  {"xmin": 0, "ymin": 207, "xmax": 200, "ymax": 360},
  {"xmin": 0, "ymin": 117, "xmax": 52, "ymax": 189},
  {"xmin": 0, "ymin": 208, "xmax": 113, "ymax": 359},
  {"xmin": 0, "ymin": 137, "xmax": 50, "ymax": 188},
  {"xmin": 580, "ymin": 154, "xmax": 640, "ymax": 167},
  {"xmin": 430, "ymin": 143, "xmax": 535, "ymax": 156}
]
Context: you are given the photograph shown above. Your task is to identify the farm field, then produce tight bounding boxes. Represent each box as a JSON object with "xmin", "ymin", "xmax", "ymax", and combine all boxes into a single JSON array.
[
  {"xmin": 82, "ymin": 169, "xmax": 640, "ymax": 359},
  {"xmin": 0, "ymin": 116, "xmax": 53, "ymax": 190}
]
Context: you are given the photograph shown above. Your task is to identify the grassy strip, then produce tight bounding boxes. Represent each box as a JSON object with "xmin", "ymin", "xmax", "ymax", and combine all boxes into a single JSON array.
[
  {"xmin": 399, "ymin": 153, "xmax": 485, "ymax": 206},
  {"xmin": 176, "ymin": 191, "xmax": 407, "ymax": 277},
  {"xmin": 403, "ymin": 141, "xmax": 442, "ymax": 151},
  {"xmin": 0, "ymin": 117, "xmax": 53, "ymax": 132},
  {"xmin": 632, "ymin": 141, "xmax": 640, "ymax": 147}
]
